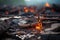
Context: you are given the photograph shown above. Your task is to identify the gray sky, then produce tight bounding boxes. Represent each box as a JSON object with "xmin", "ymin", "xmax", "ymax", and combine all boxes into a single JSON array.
[{"xmin": 0, "ymin": 0, "xmax": 60, "ymax": 6}]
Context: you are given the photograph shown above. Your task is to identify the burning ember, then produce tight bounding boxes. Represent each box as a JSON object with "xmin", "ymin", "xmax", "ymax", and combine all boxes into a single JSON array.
[
  {"xmin": 24, "ymin": 9, "xmax": 29, "ymax": 13},
  {"xmin": 45, "ymin": 2, "xmax": 50, "ymax": 7},
  {"xmin": 24, "ymin": 7, "xmax": 29, "ymax": 13},
  {"xmin": 35, "ymin": 22, "xmax": 43, "ymax": 31}
]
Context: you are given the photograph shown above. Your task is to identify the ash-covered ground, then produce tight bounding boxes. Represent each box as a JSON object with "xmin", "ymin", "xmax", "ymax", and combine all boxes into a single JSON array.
[{"xmin": 0, "ymin": 3, "xmax": 60, "ymax": 40}]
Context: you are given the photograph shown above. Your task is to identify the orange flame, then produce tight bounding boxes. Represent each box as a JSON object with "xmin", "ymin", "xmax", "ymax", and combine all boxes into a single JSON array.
[
  {"xmin": 24, "ymin": 7, "xmax": 29, "ymax": 13},
  {"xmin": 24, "ymin": 9, "xmax": 29, "ymax": 13},
  {"xmin": 35, "ymin": 22, "xmax": 43, "ymax": 31},
  {"xmin": 45, "ymin": 2, "xmax": 50, "ymax": 7}
]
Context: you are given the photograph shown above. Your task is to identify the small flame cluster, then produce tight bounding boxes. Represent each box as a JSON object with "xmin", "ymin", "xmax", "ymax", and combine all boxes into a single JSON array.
[
  {"xmin": 35, "ymin": 22, "xmax": 43, "ymax": 31},
  {"xmin": 24, "ymin": 7, "xmax": 29, "ymax": 13},
  {"xmin": 24, "ymin": 2, "xmax": 51, "ymax": 13},
  {"xmin": 24, "ymin": 7, "xmax": 36, "ymax": 13},
  {"xmin": 4, "ymin": 2, "xmax": 55, "ymax": 16},
  {"xmin": 45, "ymin": 2, "xmax": 51, "ymax": 7}
]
